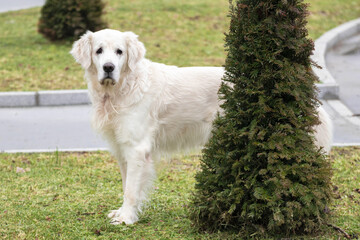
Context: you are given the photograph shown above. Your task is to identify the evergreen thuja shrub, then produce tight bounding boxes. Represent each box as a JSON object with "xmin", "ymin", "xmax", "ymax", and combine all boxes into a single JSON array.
[
  {"xmin": 190, "ymin": 0, "xmax": 332, "ymax": 236},
  {"xmin": 38, "ymin": 0, "xmax": 107, "ymax": 41}
]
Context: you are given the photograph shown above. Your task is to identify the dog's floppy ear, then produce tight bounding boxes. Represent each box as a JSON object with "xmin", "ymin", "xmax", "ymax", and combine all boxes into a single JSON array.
[
  {"xmin": 70, "ymin": 31, "xmax": 93, "ymax": 69},
  {"xmin": 124, "ymin": 32, "xmax": 146, "ymax": 72}
]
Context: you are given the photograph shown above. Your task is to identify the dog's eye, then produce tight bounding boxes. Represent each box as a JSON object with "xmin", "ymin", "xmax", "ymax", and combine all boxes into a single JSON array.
[
  {"xmin": 96, "ymin": 48, "xmax": 103, "ymax": 54},
  {"xmin": 116, "ymin": 49, "xmax": 123, "ymax": 55}
]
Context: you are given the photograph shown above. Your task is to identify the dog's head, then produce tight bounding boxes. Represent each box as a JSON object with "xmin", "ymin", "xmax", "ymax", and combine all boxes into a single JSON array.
[{"xmin": 70, "ymin": 29, "xmax": 146, "ymax": 86}]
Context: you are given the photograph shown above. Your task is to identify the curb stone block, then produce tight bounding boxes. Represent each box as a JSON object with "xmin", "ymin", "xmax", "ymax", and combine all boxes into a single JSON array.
[
  {"xmin": 0, "ymin": 92, "xmax": 36, "ymax": 107},
  {"xmin": 38, "ymin": 90, "xmax": 90, "ymax": 106}
]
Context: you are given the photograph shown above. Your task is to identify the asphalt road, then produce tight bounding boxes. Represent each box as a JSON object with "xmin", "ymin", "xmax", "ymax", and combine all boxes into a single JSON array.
[
  {"xmin": 326, "ymin": 36, "xmax": 360, "ymax": 115},
  {"xmin": 0, "ymin": 105, "xmax": 107, "ymax": 152},
  {"xmin": 1, "ymin": 100, "xmax": 360, "ymax": 152}
]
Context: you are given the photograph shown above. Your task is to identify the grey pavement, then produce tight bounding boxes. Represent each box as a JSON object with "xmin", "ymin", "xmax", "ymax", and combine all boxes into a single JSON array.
[
  {"xmin": 0, "ymin": 105, "xmax": 107, "ymax": 152},
  {"xmin": 322, "ymin": 100, "xmax": 360, "ymax": 146},
  {"xmin": 326, "ymin": 36, "xmax": 360, "ymax": 115},
  {"xmin": 1, "ymin": 99, "xmax": 359, "ymax": 152},
  {"xmin": 0, "ymin": 0, "xmax": 44, "ymax": 13},
  {"xmin": 322, "ymin": 32, "xmax": 360, "ymax": 146}
]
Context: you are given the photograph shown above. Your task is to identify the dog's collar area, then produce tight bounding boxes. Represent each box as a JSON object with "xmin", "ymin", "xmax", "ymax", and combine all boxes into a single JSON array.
[
  {"xmin": 103, "ymin": 93, "xmax": 110, "ymax": 100},
  {"xmin": 102, "ymin": 93, "xmax": 110, "ymax": 105}
]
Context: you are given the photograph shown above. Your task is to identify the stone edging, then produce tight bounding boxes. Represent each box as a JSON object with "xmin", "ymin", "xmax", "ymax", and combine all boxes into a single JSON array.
[
  {"xmin": 312, "ymin": 18, "xmax": 360, "ymax": 99},
  {"xmin": 0, "ymin": 89, "xmax": 90, "ymax": 107},
  {"xmin": 0, "ymin": 85, "xmax": 336, "ymax": 109},
  {"xmin": 1, "ymin": 18, "xmax": 359, "ymax": 108}
]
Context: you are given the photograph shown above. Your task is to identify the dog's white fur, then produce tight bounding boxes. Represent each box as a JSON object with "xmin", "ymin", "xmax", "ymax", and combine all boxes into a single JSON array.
[{"xmin": 71, "ymin": 29, "xmax": 332, "ymax": 225}]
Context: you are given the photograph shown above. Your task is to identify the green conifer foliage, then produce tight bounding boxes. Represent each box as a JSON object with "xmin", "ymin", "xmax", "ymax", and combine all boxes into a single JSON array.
[
  {"xmin": 190, "ymin": 0, "xmax": 332, "ymax": 235},
  {"xmin": 38, "ymin": 0, "xmax": 107, "ymax": 41}
]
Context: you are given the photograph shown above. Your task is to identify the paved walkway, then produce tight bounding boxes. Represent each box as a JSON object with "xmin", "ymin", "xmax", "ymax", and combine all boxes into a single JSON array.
[
  {"xmin": 322, "ymin": 101, "xmax": 360, "ymax": 146},
  {"xmin": 1, "ymin": 99, "xmax": 360, "ymax": 152},
  {"xmin": 326, "ymin": 35, "xmax": 360, "ymax": 115},
  {"xmin": 0, "ymin": 105, "xmax": 107, "ymax": 152}
]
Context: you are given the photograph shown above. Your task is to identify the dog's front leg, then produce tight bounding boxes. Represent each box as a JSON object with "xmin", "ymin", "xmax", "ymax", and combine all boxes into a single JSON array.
[
  {"xmin": 107, "ymin": 146, "xmax": 128, "ymax": 220},
  {"xmin": 108, "ymin": 146, "xmax": 128, "ymax": 192},
  {"xmin": 109, "ymin": 143, "xmax": 155, "ymax": 225}
]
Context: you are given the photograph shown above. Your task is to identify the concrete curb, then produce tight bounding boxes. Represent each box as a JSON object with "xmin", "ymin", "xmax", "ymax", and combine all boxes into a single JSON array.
[
  {"xmin": 37, "ymin": 89, "xmax": 90, "ymax": 106},
  {"xmin": 0, "ymin": 85, "xmax": 335, "ymax": 108},
  {"xmin": 0, "ymin": 92, "xmax": 37, "ymax": 107},
  {"xmin": 0, "ymin": 89, "xmax": 90, "ymax": 107},
  {"xmin": 311, "ymin": 18, "xmax": 360, "ymax": 99}
]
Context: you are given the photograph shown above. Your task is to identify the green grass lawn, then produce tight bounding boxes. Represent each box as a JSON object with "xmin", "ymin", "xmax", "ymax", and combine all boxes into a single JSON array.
[
  {"xmin": 0, "ymin": 0, "xmax": 359, "ymax": 91},
  {"xmin": 0, "ymin": 147, "xmax": 359, "ymax": 239}
]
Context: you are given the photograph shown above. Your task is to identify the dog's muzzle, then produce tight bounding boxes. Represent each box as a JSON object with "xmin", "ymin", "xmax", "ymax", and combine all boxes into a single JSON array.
[
  {"xmin": 100, "ymin": 62, "xmax": 116, "ymax": 86},
  {"xmin": 100, "ymin": 75, "xmax": 116, "ymax": 86}
]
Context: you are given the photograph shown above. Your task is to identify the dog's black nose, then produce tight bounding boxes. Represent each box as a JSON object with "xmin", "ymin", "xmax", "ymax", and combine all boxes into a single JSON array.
[{"xmin": 103, "ymin": 63, "xmax": 115, "ymax": 73}]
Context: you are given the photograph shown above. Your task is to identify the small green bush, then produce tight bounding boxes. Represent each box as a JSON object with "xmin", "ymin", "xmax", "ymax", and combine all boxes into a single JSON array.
[
  {"xmin": 38, "ymin": 0, "xmax": 107, "ymax": 41},
  {"xmin": 190, "ymin": 0, "xmax": 333, "ymax": 236}
]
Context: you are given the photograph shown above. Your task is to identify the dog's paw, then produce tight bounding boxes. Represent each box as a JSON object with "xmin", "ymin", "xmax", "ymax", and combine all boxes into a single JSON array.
[
  {"xmin": 107, "ymin": 208, "xmax": 122, "ymax": 219},
  {"xmin": 110, "ymin": 216, "xmax": 137, "ymax": 225},
  {"xmin": 108, "ymin": 207, "xmax": 138, "ymax": 225}
]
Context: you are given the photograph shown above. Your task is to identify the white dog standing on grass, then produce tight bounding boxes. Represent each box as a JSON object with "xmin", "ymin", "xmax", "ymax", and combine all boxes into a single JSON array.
[{"xmin": 71, "ymin": 29, "xmax": 332, "ymax": 225}]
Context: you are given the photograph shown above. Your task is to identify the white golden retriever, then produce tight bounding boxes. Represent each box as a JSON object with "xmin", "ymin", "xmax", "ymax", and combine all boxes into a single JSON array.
[{"xmin": 71, "ymin": 29, "xmax": 332, "ymax": 225}]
